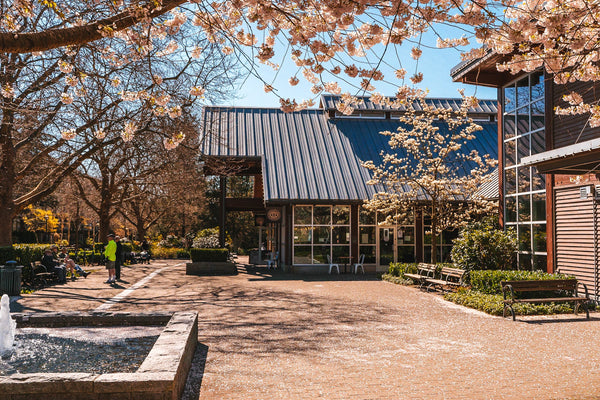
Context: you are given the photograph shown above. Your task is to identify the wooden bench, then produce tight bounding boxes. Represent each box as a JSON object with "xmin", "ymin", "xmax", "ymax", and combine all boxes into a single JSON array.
[
  {"xmin": 424, "ymin": 266, "xmax": 466, "ymax": 292},
  {"xmin": 500, "ymin": 279, "xmax": 591, "ymax": 321},
  {"xmin": 404, "ymin": 263, "xmax": 437, "ymax": 289},
  {"xmin": 31, "ymin": 262, "xmax": 60, "ymax": 287}
]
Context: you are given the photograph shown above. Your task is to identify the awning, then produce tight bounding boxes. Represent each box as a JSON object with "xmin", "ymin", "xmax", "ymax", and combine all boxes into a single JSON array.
[{"xmin": 521, "ymin": 138, "xmax": 600, "ymax": 174}]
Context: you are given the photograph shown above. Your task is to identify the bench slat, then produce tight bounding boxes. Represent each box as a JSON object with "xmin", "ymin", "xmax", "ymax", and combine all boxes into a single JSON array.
[{"xmin": 506, "ymin": 297, "xmax": 588, "ymax": 303}]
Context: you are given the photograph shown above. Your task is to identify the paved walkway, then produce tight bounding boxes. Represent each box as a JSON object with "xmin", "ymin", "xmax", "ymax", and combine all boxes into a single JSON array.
[{"xmin": 11, "ymin": 258, "xmax": 600, "ymax": 399}]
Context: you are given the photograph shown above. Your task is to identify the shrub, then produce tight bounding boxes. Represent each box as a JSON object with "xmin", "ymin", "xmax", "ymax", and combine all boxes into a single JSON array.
[
  {"xmin": 121, "ymin": 243, "xmax": 133, "ymax": 254},
  {"xmin": 13, "ymin": 244, "xmax": 48, "ymax": 266},
  {"xmin": 192, "ymin": 228, "xmax": 220, "ymax": 249},
  {"xmin": 151, "ymin": 246, "xmax": 188, "ymax": 259},
  {"xmin": 444, "ymin": 288, "xmax": 578, "ymax": 316},
  {"xmin": 176, "ymin": 249, "xmax": 190, "ymax": 259},
  {"xmin": 381, "ymin": 273, "xmax": 414, "ymax": 285},
  {"xmin": 190, "ymin": 248, "xmax": 229, "ymax": 263},
  {"xmin": 0, "ymin": 246, "xmax": 15, "ymax": 264},
  {"xmin": 451, "ymin": 217, "xmax": 517, "ymax": 272},
  {"xmin": 469, "ymin": 269, "xmax": 573, "ymax": 295},
  {"xmin": 387, "ymin": 262, "xmax": 418, "ymax": 278}
]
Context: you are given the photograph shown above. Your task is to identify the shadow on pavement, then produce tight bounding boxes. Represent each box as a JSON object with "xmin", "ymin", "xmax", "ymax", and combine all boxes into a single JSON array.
[{"xmin": 181, "ymin": 342, "xmax": 209, "ymax": 400}]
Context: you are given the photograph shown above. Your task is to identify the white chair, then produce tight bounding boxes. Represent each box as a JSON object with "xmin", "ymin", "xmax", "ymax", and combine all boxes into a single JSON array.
[
  {"xmin": 327, "ymin": 254, "xmax": 340, "ymax": 274},
  {"xmin": 266, "ymin": 251, "xmax": 279, "ymax": 270},
  {"xmin": 353, "ymin": 254, "xmax": 365, "ymax": 274}
]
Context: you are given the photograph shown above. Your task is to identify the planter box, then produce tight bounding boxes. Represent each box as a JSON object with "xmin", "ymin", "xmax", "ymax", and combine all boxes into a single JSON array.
[{"xmin": 186, "ymin": 262, "xmax": 237, "ymax": 276}]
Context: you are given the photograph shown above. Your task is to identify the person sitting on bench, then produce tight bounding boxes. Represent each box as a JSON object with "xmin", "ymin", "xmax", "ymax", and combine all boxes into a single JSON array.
[
  {"xmin": 57, "ymin": 247, "xmax": 90, "ymax": 279},
  {"xmin": 41, "ymin": 248, "xmax": 67, "ymax": 283}
]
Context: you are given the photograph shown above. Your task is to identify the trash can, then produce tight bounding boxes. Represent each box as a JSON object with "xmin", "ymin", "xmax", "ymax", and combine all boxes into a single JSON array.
[{"xmin": 0, "ymin": 261, "xmax": 22, "ymax": 296}]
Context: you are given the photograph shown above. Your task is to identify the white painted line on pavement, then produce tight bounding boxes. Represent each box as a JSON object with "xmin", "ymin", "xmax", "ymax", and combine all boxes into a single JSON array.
[{"xmin": 94, "ymin": 262, "xmax": 185, "ymax": 312}]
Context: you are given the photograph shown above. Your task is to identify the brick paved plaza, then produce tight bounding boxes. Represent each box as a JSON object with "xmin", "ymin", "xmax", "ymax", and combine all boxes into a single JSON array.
[{"xmin": 10, "ymin": 259, "xmax": 600, "ymax": 399}]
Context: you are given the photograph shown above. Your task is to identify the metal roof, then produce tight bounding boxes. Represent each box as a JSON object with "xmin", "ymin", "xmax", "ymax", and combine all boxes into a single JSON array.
[
  {"xmin": 475, "ymin": 168, "xmax": 499, "ymax": 200},
  {"xmin": 320, "ymin": 95, "xmax": 498, "ymax": 115},
  {"xmin": 200, "ymin": 106, "xmax": 498, "ymax": 202}
]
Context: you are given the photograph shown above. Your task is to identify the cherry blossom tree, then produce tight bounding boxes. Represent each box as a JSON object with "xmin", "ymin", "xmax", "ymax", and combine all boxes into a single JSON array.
[{"xmin": 362, "ymin": 97, "xmax": 497, "ymax": 263}]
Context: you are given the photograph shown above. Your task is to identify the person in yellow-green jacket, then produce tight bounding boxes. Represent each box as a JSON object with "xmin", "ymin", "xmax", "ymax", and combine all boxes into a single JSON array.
[{"xmin": 104, "ymin": 233, "xmax": 117, "ymax": 284}]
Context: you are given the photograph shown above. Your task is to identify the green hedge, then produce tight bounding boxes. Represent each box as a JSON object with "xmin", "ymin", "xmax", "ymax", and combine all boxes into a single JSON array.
[
  {"xmin": 0, "ymin": 246, "xmax": 15, "ymax": 264},
  {"xmin": 387, "ymin": 262, "xmax": 418, "ymax": 278},
  {"xmin": 444, "ymin": 288, "xmax": 580, "ymax": 316},
  {"xmin": 469, "ymin": 270, "xmax": 573, "ymax": 295},
  {"xmin": 151, "ymin": 246, "xmax": 190, "ymax": 259},
  {"xmin": 190, "ymin": 248, "xmax": 228, "ymax": 262}
]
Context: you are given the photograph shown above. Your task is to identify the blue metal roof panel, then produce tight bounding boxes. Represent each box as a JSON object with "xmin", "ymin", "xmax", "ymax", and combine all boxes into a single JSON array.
[{"xmin": 200, "ymin": 107, "xmax": 498, "ymax": 202}]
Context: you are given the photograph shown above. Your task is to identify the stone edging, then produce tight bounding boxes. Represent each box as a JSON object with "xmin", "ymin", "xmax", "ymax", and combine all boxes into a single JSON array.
[{"xmin": 0, "ymin": 311, "xmax": 198, "ymax": 400}]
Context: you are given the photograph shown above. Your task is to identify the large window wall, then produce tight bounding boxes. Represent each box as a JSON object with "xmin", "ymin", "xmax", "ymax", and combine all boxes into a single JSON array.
[
  {"xmin": 293, "ymin": 205, "xmax": 350, "ymax": 264},
  {"xmin": 503, "ymin": 71, "xmax": 547, "ymax": 270},
  {"xmin": 359, "ymin": 207, "xmax": 416, "ymax": 264}
]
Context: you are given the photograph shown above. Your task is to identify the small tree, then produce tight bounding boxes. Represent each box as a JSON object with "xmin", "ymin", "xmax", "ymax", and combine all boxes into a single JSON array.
[
  {"xmin": 21, "ymin": 206, "xmax": 59, "ymax": 243},
  {"xmin": 363, "ymin": 96, "xmax": 497, "ymax": 263},
  {"xmin": 451, "ymin": 217, "xmax": 517, "ymax": 272}
]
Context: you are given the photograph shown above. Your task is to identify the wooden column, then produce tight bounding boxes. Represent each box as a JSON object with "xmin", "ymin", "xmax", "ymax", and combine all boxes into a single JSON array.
[
  {"xmin": 415, "ymin": 208, "xmax": 423, "ymax": 263},
  {"xmin": 544, "ymin": 72, "xmax": 555, "ymax": 273},
  {"xmin": 497, "ymin": 87, "xmax": 505, "ymax": 228},
  {"xmin": 219, "ymin": 176, "xmax": 227, "ymax": 248},
  {"xmin": 350, "ymin": 204, "xmax": 359, "ymax": 263}
]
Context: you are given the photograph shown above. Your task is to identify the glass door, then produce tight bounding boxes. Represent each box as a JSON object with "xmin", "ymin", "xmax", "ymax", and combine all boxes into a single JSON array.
[{"xmin": 378, "ymin": 227, "xmax": 395, "ymax": 267}]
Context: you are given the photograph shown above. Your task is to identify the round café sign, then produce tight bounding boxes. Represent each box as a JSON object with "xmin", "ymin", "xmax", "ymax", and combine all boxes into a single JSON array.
[{"xmin": 266, "ymin": 208, "xmax": 282, "ymax": 222}]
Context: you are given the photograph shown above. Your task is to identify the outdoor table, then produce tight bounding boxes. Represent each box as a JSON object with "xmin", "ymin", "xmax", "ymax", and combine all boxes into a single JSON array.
[{"xmin": 339, "ymin": 256, "xmax": 354, "ymax": 273}]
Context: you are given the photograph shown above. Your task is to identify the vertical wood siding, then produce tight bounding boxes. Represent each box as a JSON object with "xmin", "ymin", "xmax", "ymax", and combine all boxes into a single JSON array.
[
  {"xmin": 555, "ymin": 186, "xmax": 599, "ymax": 297},
  {"xmin": 553, "ymin": 81, "xmax": 600, "ymax": 148}
]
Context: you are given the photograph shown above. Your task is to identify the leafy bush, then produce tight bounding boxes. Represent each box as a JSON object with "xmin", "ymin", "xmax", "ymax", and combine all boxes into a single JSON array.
[
  {"xmin": 12, "ymin": 244, "xmax": 49, "ymax": 266},
  {"xmin": 469, "ymin": 269, "xmax": 573, "ymax": 295},
  {"xmin": 121, "ymin": 243, "xmax": 133, "ymax": 253},
  {"xmin": 451, "ymin": 217, "xmax": 517, "ymax": 272},
  {"xmin": 444, "ymin": 288, "xmax": 578, "ymax": 316},
  {"xmin": 192, "ymin": 228, "xmax": 220, "ymax": 249},
  {"xmin": 388, "ymin": 262, "xmax": 418, "ymax": 278},
  {"xmin": 157, "ymin": 235, "xmax": 185, "ymax": 248},
  {"xmin": 151, "ymin": 246, "xmax": 189, "ymax": 259},
  {"xmin": 381, "ymin": 273, "xmax": 414, "ymax": 285},
  {"xmin": 190, "ymin": 248, "xmax": 229, "ymax": 262},
  {"xmin": 0, "ymin": 246, "xmax": 15, "ymax": 264}
]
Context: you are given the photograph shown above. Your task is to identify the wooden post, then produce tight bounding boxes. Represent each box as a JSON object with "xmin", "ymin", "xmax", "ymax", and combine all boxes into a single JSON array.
[{"xmin": 219, "ymin": 176, "xmax": 227, "ymax": 248}]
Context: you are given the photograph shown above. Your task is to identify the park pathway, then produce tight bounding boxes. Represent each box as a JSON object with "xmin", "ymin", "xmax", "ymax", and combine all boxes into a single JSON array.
[{"xmin": 12, "ymin": 258, "xmax": 600, "ymax": 399}]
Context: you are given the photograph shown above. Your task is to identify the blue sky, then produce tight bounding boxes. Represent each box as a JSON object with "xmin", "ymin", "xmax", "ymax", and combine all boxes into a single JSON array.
[{"xmin": 222, "ymin": 29, "xmax": 497, "ymax": 108}]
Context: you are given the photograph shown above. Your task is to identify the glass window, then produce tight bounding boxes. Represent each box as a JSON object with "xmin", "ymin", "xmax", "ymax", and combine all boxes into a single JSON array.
[
  {"xmin": 533, "ymin": 255, "xmax": 547, "ymax": 271},
  {"xmin": 313, "ymin": 206, "xmax": 331, "ymax": 225},
  {"xmin": 504, "ymin": 84, "xmax": 516, "ymax": 113},
  {"xmin": 332, "ymin": 246, "xmax": 350, "ymax": 264},
  {"xmin": 517, "ymin": 106, "xmax": 530, "ymax": 135},
  {"xmin": 294, "ymin": 227, "xmax": 312, "ymax": 244},
  {"xmin": 505, "ymin": 140, "xmax": 516, "ymax": 167},
  {"xmin": 516, "ymin": 77, "xmax": 530, "ymax": 108},
  {"xmin": 519, "ymin": 253, "xmax": 532, "ymax": 270},
  {"xmin": 313, "ymin": 226, "xmax": 330, "ymax": 244},
  {"xmin": 294, "ymin": 206, "xmax": 312, "ymax": 225},
  {"xmin": 518, "ymin": 195, "xmax": 531, "ymax": 222},
  {"xmin": 332, "ymin": 226, "xmax": 349, "ymax": 245},
  {"xmin": 531, "ymin": 167, "xmax": 546, "ymax": 191},
  {"xmin": 360, "ymin": 227, "xmax": 376, "ymax": 244},
  {"xmin": 531, "ymin": 129, "xmax": 545, "ymax": 155},
  {"xmin": 518, "ymin": 225, "xmax": 531, "ymax": 251},
  {"xmin": 532, "ymin": 193, "xmax": 545, "ymax": 221},
  {"xmin": 504, "ymin": 114, "xmax": 516, "ymax": 138},
  {"xmin": 312, "ymin": 246, "xmax": 329, "ymax": 263},
  {"xmin": 505, "ymin": 168, "xmax": 516, "ymax": 195},
  {"xmin": 397, "ymin": 227, "xmax": 414, "ymax": 245},
  {"xmin": 505, "ymin": 197, "xmax": 517, "ymax": 222},
  {"xmin": 533, "ymin": 224, "xmax": 547, "ymax": 252},
  {"xmin": 531, "ymin": 71, "xmax": 544, "ymax": 101},
  {"xmin": 359, "ymin": 207, "xmax": 375, "ymax": 225},
  {"xmin": 517, "ymin": 134, "xmax": 530, "ymax": 162},
  {"xmin": 518, "ymin": 167, "xmax": 530, "ymax": 193},
  {"xmin": 293, "ymin": 246, "xmax": 312, "ymax": 264},
  {"xmin": 332, "ymin": 206, "xmax": 350, "ymax": 225},
  {"xmin": 397, "ymin": 246, "xmax": 415, "ymax": 263},
  {"xmin": 531, "ymin": 101, "xmax": 545, "ymax": 131},
  {"xmin": 360, "ymin": 246, "xmax": 376, "ymax": 264}
]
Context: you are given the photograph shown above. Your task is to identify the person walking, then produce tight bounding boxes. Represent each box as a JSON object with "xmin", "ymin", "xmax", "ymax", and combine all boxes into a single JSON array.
[
  {"xmin": 115, "ymin": 235, "xmax": 123, "ymax": 281},
  {"xmin": 104, "ymin": 233, "xmax": 117, "ymax": 284}
]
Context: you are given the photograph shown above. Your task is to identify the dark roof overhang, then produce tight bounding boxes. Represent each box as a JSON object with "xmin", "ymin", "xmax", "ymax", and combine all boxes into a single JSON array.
[
  {"xmin": 451, "ymin": 50, "xmax": 517, "ymax": 88},
  {"xmin": 200, "ymin": 155, "xmax": 263, "ymax": 176},
  {"xmin": 521, "ymin": 138, "xmax": 600, "ymax": 174}
]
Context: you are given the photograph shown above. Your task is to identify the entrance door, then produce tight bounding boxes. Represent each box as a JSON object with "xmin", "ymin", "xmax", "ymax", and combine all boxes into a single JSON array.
[{"xmin": 378, "ymin": 227, "xmax": 395, "ymax": 267}]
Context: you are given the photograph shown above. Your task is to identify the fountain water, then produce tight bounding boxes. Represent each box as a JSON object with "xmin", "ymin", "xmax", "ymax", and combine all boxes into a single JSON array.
[{"xmin": 0, "ymin": 294, "xmax": 16, "ymax": 355}]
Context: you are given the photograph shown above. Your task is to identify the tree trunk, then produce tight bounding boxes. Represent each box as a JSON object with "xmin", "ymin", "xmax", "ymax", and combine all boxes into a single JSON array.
[
  {"xmin": 0, "ymin": 109, "xmax": 16, "ymax": 246},
  {"xmin": 430, "ymin": 201, "xmax": 438, "ymax": 264}
]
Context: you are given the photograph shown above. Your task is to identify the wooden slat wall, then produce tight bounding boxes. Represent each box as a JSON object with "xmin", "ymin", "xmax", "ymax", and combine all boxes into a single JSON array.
[
  {"xmin": 553, "ymin": 81, "xmax": 600, "ymax": 148},
  {"xmin": 555, "ymin": 186, "xmax": 598, "ymax": 296}
]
